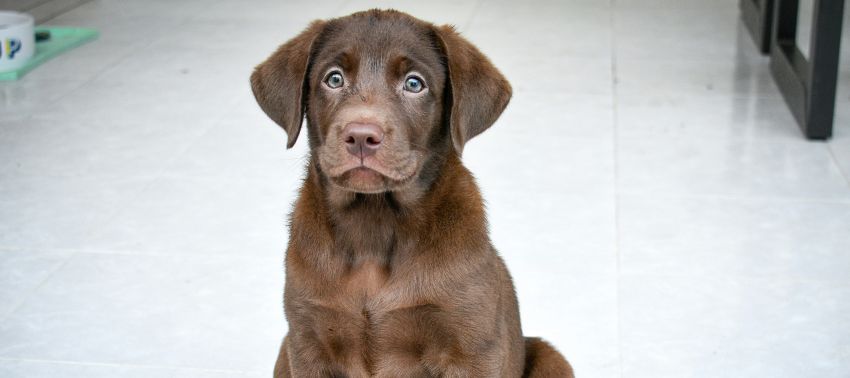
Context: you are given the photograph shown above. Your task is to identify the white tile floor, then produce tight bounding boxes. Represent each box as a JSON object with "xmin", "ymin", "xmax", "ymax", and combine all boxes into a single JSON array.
[{"xmin": 1, "ymin": 0, "xmax": 849, "ymax": 377}]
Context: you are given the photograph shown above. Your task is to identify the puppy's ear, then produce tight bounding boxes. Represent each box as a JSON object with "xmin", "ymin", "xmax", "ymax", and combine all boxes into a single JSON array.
[
  {"xmin": 250, "ymin": 21, "xmax": 326, "ymax": 148},
  {"xmin": 435, "ymin": 25, "xmax": 512, "ymax": 154}
]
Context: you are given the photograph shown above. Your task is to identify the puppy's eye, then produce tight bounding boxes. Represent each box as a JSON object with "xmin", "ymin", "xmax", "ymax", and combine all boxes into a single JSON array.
[
  {"xmin": 324, "ymin": 72, "xmax": 344, "ymax": 89},
  {"xmin": 403, "ymin": 76, "xmax": 425, "ymax": 93}
]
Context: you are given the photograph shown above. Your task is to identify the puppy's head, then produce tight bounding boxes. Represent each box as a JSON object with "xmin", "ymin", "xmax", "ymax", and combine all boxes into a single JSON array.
[{"xmin": 251, "ymin": 10, "xmax": 510, "ymax": 194}]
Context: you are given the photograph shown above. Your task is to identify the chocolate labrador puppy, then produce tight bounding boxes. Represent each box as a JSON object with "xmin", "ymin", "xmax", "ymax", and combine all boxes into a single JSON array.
[{"xmin": 251, "ymin": 9, "xmax": 574, "ymax": 378}]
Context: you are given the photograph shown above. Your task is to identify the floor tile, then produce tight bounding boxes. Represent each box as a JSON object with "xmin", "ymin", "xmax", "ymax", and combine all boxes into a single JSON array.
[
  {"xmin": 498, "ymin": 90, "xmax": 615, "ymax": 139},
  {"xmin": 0, "ymin": 79, "xmax": 89, "ymax": 120},
  {"xmin": 195, "ymin": 0, "xmax": 346, "ymax": 22},
  {"xmin": 516, "ymin": 271, "xmax": 619, "ymax": 378},
  {"xmin": 0, "ymin": 253, "xmax": 286, "ymax": 372},
  {"xmin": 499, "ymin": 56, "xmax": 613, "ymax": 95},
  {"xmin": 42, "ymin": 79, "xmax": 239, "ymax": 126},
  {"xmin": 0, "ymin": 117, "xmax": 206, "ymax": 179},
  {"xmin": 94, "ymin": 43, "xmax": 261, "ymax": 90},
  {"xmin": 41, "ymin": 5, "xmax": 190, "ymax": 44},
  {"xmin": 616, "ymin": 58, "xmax": 777, "ymax": 98},
  {"xmin": 21, "ymin": 39, "xmax": 143, "ymax": 82},
  {"xmin": 159, "ymin": 99, "xmax": 310, "ymax": 181},
  {"xmin": 614, "ymin": 9, "xmax": 765, "ymax": 61},
  {"xmin": 0, "ymin": 250, "xmax": 72, "ymax": 317},
  {"xmin": 83, "ymin": 176, "xmax": 295, "ymax": 256},
  {"xmin": 488, "ymin": 189, "xmax": 617, "ymax": 277},
  {"xmin": 469, "ymin": 4, "xmax": 612, "ymax": 59},
  {"xmin": 617, "ymin": 138, "xmax": 850, "ymax": 199},
  {"xmin": 619, "ymin": 195, "xmax": 850, "ymax": 280},
  {"xmin": 620, "ymin": 275, "xmax": 850, "ymax": 378},
  {"xmin": 482, "ymin": 0, "xmax": 611, "ymax": 8},
  {"xmin": 464, "ymin": 132, "xmax": 615, "ymax": 196},
  {"xmin": 0, "ymin": 176, "xmax": 152, "ymax": 251},
  {"xmin": 53, "ymin": 0, "xmax": 207, "ymax": 20},
  {"xmin": 615, "ymin": 0, "xmax": 737, "ymax": 9},
  {"xmin": 337, "ymin": 0, "xmax": 480, "ymax": 30},
  {"xmin": 146, "ymin": 19, "xmax": 293, "ymax": 55},
  {"xmin": 0, "ymin": 359, "xmax": 264, "ymax": 378},
  {"xmin": 616, "ymin": 95, "xmax": 800, "ymax": 140}
]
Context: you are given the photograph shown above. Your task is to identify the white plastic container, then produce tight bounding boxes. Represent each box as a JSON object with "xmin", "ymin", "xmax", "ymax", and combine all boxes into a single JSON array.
[{"xmin": 0, "ymin": 11, "xmax": 35, "ymax": 72}]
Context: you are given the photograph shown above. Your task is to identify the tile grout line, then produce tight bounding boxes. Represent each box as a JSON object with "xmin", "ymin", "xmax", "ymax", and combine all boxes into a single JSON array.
[
  {"xmin": 0, "ymin": 246, "xmax": 289, "ymax": 259},
  {"xmin": 826, "ymin": 143, "xmax": 850, "ymax": 188},
  {"xmin": 0, "ymin": 356, "xmax": 262, "ymax": 375},
  {"xmin": 612, "ymin": 190, "xmax": 850, "ymax": 204},
  {"xmin": 0, "ymin": 253, "xmax": 76, "ymax": 323},
  {"xmin": 610, "ymin": 1, "xmax": 624, "ymax": 377}
]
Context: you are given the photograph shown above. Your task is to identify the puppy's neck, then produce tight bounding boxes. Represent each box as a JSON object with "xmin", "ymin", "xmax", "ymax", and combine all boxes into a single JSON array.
[
  {"xmin": 289, "ymin": 152, "xmax": 488, "ymax": 278},
  {"xmin": 304, "ymin": 152, "xmax": 464, "ymax": 260}
]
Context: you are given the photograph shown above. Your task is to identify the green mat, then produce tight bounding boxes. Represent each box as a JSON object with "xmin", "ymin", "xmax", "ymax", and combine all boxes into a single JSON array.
[{"xmin": 0, "ymin": 27, "xmax": 99, "ymax": 81}]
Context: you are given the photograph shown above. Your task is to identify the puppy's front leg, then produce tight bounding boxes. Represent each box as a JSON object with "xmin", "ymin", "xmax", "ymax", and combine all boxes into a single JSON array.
[
  {"xmin": 284, "ymin": 329, "xmax": 372, "ymax": 378},
  {"xmin": 273, "ymin": 335, "xmax": 292, "ymax": 378},
  {"xmin": 374, "ymin": 356, "xmax": 500, "ymax": 378},
  {"xmin": 371, "ymin": 339, "xmax": 502, "ymax": 378},
  {"xmin": 277, "ymin": 332, "xmax": 334, "ymax": 377}
]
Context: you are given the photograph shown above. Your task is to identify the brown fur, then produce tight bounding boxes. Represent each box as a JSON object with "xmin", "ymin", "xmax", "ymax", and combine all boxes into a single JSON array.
[{"xmin": 251, "ymin": 9, "xmax": 574, "ymax": 378}]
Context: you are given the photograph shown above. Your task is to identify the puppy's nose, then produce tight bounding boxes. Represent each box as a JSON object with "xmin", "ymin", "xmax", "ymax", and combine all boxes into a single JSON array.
[{"xmin": 342, "ymin": 123, "xmax": 384, "ymax": 158}]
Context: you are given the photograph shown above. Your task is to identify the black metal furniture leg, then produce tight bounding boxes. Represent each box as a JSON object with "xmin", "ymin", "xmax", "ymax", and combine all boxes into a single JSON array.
[
  {"xmin": 741, "ymin": 0, "xmax": 775, "ymax": 53},
  {"xmin": 770, "ymin": 0, "xmax": 845, "ymax": 140}
]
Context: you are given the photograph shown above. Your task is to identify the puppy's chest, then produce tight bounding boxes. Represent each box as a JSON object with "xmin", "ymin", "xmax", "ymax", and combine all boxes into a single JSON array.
[
  {"xmin": 317, "ymin": 260, "xmax": 406, "ymax": 325},
  {"xmin": 308, "ymin": 260, "xmax": 448, "ymax": 370},
  {"xmin": 344, "ymin": 259, "xmax": 390, "ymax": 298}
]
